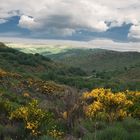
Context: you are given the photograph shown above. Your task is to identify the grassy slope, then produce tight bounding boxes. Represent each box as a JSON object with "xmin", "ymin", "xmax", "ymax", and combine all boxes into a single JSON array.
[
  {"xmin": 48, "ymin": 49, "xmax": 140, "ymax": 73},
  {"xmin": 0, "ymin": 42, "xmax": 86, "ymax": 79},
  {"xmin": 0, "ymin": 43, "xmax": 54, "ymax": 73},
  {"xmin": 47, "ymin": 48, "xmax": 140, "ymax": 91}
]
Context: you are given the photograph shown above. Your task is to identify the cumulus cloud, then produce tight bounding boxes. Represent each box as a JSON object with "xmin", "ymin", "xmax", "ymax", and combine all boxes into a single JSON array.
[
  {"xmin": 0, "ymin": 0, "xmax": 140, "ymax": 37},
  {"xmin": 128, "ymin": 24, "xmax": 140, "ymax": 40},
  {"xmin": 18, "ymin": 15, "xmax": 41, "ymax": 30}
]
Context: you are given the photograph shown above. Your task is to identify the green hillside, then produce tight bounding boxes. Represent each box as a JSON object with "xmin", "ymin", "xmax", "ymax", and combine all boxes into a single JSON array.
[
  {"xmin": 0, "ymin": 42, "xmax": 140, "ymax": 91},
  {"xmin": 46, "ymin": 48, "xmax": 140, "ymax": 91},
  {"xmin": 48, "ymin": 48, "xmax": 140, "ymax": 73},
  {"xmin": 0, "ymin": 43, "xmax": 86, "ymax": 78}
]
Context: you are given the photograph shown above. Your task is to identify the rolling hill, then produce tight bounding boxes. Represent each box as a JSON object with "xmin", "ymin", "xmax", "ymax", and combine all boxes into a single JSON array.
[
  {"xmin": 0, "ymin": 42, "xmax": 86, "ymax": 77},
  {"xmin": 48, "ymin": 48, "xmax": 140, "ymax": 73}
]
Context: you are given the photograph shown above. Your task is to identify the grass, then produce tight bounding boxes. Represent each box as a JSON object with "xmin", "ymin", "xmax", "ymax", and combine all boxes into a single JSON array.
[{"xmin": 81, "ymin": 118, "xmax": 140, "ymax": 140}]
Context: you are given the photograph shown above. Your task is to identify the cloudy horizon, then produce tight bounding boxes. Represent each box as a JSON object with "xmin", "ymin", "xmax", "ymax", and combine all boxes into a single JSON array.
[
  {"xmin": 0, "ymin": 37, "xmax": 139, "ymax": 52},
  {"xmin": 0, "ymin": 0, "xmax": 140, "ymax": 51}
]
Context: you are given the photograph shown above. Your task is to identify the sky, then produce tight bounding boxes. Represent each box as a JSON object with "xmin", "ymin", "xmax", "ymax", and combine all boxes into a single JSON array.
[{"xmin": 0, "ymin": 0, "xmax": 140, "ymax": 50}]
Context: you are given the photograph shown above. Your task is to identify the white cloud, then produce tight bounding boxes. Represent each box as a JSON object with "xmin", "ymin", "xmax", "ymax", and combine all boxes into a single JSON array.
[
  {"xmin": 128, "ymin": 24, "xmax": 140, "ymax": 40},
  {"xmin": 88, "ymin": 39, "xmax": 140, "ymax": 52},
  {"xmin": 0, "ymin": 0, "xmax": 140, "ymax": 37},
  {"xmin": 18, "ymin": 15, "xmax": 41, "ymax": 30},
  {"xmin": 0, "ymin": 19, "xmax": 7, "ymax": 24}
]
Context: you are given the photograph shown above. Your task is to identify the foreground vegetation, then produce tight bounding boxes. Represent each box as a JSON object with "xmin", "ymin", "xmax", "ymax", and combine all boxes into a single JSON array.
[{"xmin": 0, "ymin": 69, "xmax": 140, "ymax": 140}]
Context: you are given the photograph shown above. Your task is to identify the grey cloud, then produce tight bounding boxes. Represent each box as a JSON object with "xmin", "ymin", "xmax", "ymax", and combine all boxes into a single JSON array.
[{"xmin": 0, "ymin": 0, "xmax": 140, "ymax": 38}]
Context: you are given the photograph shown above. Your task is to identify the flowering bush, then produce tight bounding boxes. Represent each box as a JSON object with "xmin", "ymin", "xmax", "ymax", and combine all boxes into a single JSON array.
[
  {"xmin": 0, "ymin": 69, "xmax": 21, "ymax": 79},
  {"xmin": 47, "ymin": 127, "xmax": 64, "ymax": 139},
  {"xmin": 126, "ymin": 90, "xmax": 140, "ymax": 118},
  {"xmin": 83, "ymin": 88, "xmax": 133, "ymax": 122},
  {"xmin": 22, "ymin": 79, "xmax": 65, "ymax": 97},
  {"xmin": 10, "ymin": 100, "xmax": 43, "ymax": 135},
  {"xmin": 10, "ymin": 99, "xmax": 56, "ymax": 136},
  {"xmin": 0, "ymin": 99, "xmax": 15, "ymax": 115}
]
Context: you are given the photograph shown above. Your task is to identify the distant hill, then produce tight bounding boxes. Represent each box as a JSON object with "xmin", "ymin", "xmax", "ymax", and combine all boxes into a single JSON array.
[
  {"xmin": 0, "ymin": 42, "xmax": 55, "ymax": 74},
  {"xmin": 48, "ymin": 49, "xmax": 140, "ymax": 73},
  {"xmin": 0, "ymin": 43, "xmax": 86, "ymax": 77},
  {"xmin": 7, "ymin": 43, "xmax": 140, "ymax": 74},
  {"xmin": 6, "ymin": 43, "xmax": 71, "ymax": 55}
]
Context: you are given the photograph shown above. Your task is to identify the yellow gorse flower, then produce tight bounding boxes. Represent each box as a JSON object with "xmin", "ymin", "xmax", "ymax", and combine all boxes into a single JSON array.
[
  {"xmin": 47, "ymin": 129, "xmax": 64, "ymax": 139},
  {"xmin": 62, "ymin": 111, "xmax": 68, "ymax": 120},
  {"xmin": 10, "ymin": 99, "xmax": 45, "ymax": 136},
  {"xmin": 23, "ymin": 92, "xmax": 30, "ymax": 98},
  {"xmin": 83, "ymin": 88, "xmax": 134, "ymax": 122}
]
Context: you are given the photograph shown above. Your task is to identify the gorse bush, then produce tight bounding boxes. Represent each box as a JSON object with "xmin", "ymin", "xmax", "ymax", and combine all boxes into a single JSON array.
[
  {"xmin": 126, "ymin": 91, "xmax": 140, "ymax": 118},
  {"xmin": 10, "ymin": 99, "xmax": 63, "ymax": 139},
  {"xmin": 83, "ymin": 88, "xmax": 135, "ymax": 122},
  {"xmin": 23, "ymin": 79, "xmax": 65, "ymax": 97},
  {"xmin": 0, "ymin": 99, "xmax": 15, "ymax": 116},
  {"xmin": 10, "ymin": 99, "xmax": 47, "ymax": 136}
]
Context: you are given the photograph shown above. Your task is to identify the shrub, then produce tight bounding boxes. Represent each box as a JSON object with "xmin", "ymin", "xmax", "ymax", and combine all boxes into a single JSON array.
[
  {"xmin": 10, "ymin": 99, "xmax": 64, "ymax": 139},
  {"xmin": 83, "ymin": 88, "xmax": 133, "ymax": 122},
  {"xmin": 126, "ymin": 91, "xmax": 140, "ymax": 118},
  {"xmin": 10, "ymin": 99, "xmax": 55, "ymax": 136},
  {"xmin": 0, "ymin": 99, "xmax": 15, "ymax": 115},
  {"xmin": 97, "ymin": 126, "xmax": 128, "ymax": 140}
]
